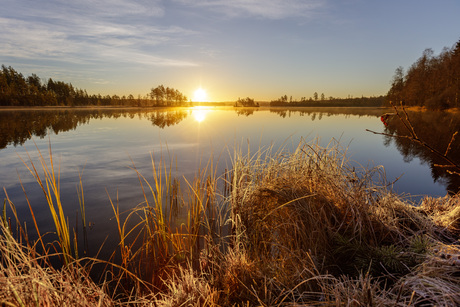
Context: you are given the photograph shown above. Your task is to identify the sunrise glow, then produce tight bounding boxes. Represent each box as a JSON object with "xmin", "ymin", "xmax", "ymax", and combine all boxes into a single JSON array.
[{"xmin": 193, "ymin": 88, "xmax": 207, "ymax": 102}]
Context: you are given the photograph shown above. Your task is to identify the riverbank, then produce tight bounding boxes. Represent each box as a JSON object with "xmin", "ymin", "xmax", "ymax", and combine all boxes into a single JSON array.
[{"xmin": 1, "ymin": 140, "xmax": 459, "ymax": 306}]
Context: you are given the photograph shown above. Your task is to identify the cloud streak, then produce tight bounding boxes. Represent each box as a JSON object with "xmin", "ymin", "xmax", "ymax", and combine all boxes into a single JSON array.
[
  {"xmin": 0, "ymin": 0, "xmax": 198, "ymax": 67},
  {"xmin": 174, "ymin": 0, "xmax": 326, "ymax": 19}
]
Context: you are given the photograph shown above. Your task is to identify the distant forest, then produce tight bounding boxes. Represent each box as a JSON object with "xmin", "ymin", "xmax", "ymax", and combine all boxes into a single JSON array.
[
  {"xmin": 0, "ymin": 65, "xmax": 188, "ymax": 107},
  {"xmin": 269, "ymin": 94, "xmax": 385, "ymax": 107},
  {"xmin": 387, "ymin": 39, "xmax": 460, "ymax": 109}
]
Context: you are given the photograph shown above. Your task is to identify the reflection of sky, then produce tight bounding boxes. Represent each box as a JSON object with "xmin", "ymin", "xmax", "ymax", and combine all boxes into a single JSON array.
[
  {"xmin": 1, "ymin": 108, "xmax": 448, "ymax": 198},
  {"xmin": 0, "ymin": 108, "xmax": 448, "ymax": 256}
]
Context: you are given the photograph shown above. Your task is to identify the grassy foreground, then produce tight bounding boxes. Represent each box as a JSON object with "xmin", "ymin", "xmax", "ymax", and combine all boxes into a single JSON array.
[{"xmin": 1, "ymin": 140, "xmax": 460, "ymax": 306}]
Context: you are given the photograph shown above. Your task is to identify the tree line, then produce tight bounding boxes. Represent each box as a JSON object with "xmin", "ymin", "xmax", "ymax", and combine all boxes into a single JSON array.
[
  {"xmin": 387, "ymin": 39, "xmax": 460, "ymax": 109},
  {"xmin": 269, "ymin": 93, "xmax": 385, "ymax": 107},
  {"xmin": 0, "ymin": 65, "xmax": 189, "ymax": 107},
  {"xmin": 149, "ymin": 85, "xmax": 188, "ymax": 106}
]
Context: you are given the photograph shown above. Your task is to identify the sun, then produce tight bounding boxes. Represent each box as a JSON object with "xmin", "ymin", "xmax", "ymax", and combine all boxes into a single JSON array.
[{"xmin": 193, "ymin": 88, "xmax": 207, "ymax": 102}]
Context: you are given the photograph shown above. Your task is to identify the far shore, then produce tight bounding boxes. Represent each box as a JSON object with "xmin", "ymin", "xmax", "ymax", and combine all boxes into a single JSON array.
[{"xmin": 1, "ymin": 105, "xmax": 458, "ymax": 112}]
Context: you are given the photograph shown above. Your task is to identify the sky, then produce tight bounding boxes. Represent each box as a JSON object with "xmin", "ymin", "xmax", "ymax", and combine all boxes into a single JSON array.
[{"xmin": 1, "ymin": 0, "xmax": 460, "ymax": 102}]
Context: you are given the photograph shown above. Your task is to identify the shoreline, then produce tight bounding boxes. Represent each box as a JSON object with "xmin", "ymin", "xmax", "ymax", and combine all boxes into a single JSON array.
[{"xmin": 1, "ymin": 105, "xmax": 458, "ymax": 112}]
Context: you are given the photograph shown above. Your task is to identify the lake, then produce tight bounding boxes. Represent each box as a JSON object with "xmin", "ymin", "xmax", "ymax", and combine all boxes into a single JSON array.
[{"xmin": 1, "ymin": 107, "xmax": 458, "ymax": 258}]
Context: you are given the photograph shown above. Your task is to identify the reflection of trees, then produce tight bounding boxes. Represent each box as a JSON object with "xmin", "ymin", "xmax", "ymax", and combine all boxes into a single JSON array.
[
  {"xmin": 0, "ymin": 109, "xmax": 188, "ymax": 149},
  {"xmin": 269, "ymin": 107, "xmax": 386, "ymax": 119},
  {"xmin": 383, "ymin": 111, "xmax": 460, "ymax": 194},
  {"xmin": 270, "ymin": 95, "xmax": 385, "ymax": 107},
  {"xmin": 147, "ymin": 110, "xmax": 188, "ymax": 128},
  {"xmin": 232, "ymin": 107, "xmax": 388, "ymax": 119},
  {"xmin": 1, "ymin": 110, "xmax": 90, "ymax": 149},
  {"xmin": 235, "ymin": 109, "xmax": 255, "ymax": 117}
]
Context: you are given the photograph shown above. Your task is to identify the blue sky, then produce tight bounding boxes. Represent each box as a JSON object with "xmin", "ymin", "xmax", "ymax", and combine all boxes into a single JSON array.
[{"xmin": 1, "ymin": 0, "xmax": 459, "ymax": 101}]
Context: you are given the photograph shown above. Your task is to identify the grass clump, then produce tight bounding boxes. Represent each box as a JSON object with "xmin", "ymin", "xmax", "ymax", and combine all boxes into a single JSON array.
[
  {"xmin": 0, "ymin": 216, "xmax": 113, "ymax": 306},
  {"xmin": 1, "ymin": 138, "xmax": 460, "ymax": 306},
  {"xmin": 209, "ymin": 139, "xmax": 460, "ymax": 305},
  {"xmin": 230, "ymin": 141, "xmax": 429, "ymax": 276}
]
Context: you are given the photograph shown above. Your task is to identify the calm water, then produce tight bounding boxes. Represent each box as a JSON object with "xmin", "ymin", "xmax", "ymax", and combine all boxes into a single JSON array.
[{"xmin": 1, "ymin": 107, "xmax": 458, "ymax": 257}]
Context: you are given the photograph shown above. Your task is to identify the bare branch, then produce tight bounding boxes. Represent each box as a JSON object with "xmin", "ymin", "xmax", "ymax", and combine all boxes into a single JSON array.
[
  {"xmin": 389, "ymin": 101, "xmax": 418, "ymax": 140},
  {"xmin": 367, "ymin": 106, "xmax": 460, "ymax": 175},
  {"xmin": 444, "ymin": 131, "xmax": 458, "ymax": 156}
]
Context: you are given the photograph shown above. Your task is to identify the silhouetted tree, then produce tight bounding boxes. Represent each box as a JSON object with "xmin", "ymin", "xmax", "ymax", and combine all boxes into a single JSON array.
[
  {"xmin": 387, "ymin": 39, "xmax": 460, "ymax": 109},
  {"xmin": 387, "ymin": 66, "xmax": 405, "ymax": 105},
  {"xmin": 235, "ymin": 97, "xmax": 257, "ymax": 107},
  {"xmin": 313, "ymin": 92, "xmax": 318, "ymax": 101}
]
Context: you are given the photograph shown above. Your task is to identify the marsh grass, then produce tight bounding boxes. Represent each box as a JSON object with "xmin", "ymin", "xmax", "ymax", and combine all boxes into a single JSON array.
[
  {"xmin": 99, "ymin": 150, "xmax": 231, "ymax": 296},
  {"xmin": 7, "ymin": 141, "xmax": 76, "ymax": 266},
  {"xmin": 1, "ymin": 139, "xmax": 460, "ymax": 306},
  {"xmin": 0, "ymin": 212, "xmax": 113, "ymax": 306}
]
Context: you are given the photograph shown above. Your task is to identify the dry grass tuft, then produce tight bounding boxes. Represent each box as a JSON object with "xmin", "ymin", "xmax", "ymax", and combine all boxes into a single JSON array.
[
  {"xmin": 393, "ymin": 243, "xmax": 460, "ymax": 306},
  {"xmin": 318, "ymin": 273, "xmax": 394, "ymax": 306},
  {"xmin": 420, "ymin": 193, "xmax": 460, "ymax": 235},
  {"xmin": 155, "ymin": 266, "xmax": 220, "ymax": 307},
  {"xmin": 217, "ymin": 246, "xmax": 260, "ymax": 305},
  {"xmin": 0, "ymin": 219, "xmax": 113, "ymax": 307}
]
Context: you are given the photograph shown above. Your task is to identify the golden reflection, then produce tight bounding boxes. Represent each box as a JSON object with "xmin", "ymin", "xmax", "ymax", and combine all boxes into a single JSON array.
[{"xmin": 192, "ymin": 106, "xmax": 209, "ymax": 123}]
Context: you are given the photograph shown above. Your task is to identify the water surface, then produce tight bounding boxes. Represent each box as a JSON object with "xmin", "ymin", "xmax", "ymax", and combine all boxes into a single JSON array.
[{"xmin": 1, "ymin": 107, "xmax": 458, "ymax": 257}]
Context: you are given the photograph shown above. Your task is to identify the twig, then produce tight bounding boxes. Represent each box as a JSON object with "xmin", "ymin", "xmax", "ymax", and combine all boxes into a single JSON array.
[
  {"xmin": 444, "ymin": 131, "xmax": 458, "ymax": 156},
  {"xmin": 398, "ymin": 102, "xmax": 419, "ymax": 139},
  {"xmin": 390, "ymin": 101, "xmax": 417, "ymax": 139}
]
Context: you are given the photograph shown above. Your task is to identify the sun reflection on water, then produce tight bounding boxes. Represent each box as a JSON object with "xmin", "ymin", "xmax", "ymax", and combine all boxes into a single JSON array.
[{"xmin": 192, "ymin": 106, "xmax": 209, "ymax": 123}]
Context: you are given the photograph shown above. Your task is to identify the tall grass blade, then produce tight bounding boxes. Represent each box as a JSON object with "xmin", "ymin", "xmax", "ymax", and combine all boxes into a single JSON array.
[{"xmin": 16, "ymin": 140, "xmax": 75, "ymax": 265}]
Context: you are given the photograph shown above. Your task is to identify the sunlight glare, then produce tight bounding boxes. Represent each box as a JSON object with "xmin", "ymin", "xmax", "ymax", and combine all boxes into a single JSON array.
[
  {"xmin": 193, "ymin": 88, "xmax": 207, "ymax": 102},
  {"xmin": 192, "ymin": 106, "xmax": 208, "ymax": 123}
]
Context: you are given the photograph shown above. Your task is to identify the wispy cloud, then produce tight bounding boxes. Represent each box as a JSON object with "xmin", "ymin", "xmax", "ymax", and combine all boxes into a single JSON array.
[
  {"xmin": 11, "ymin": 0, "xmax": 165, "ymax": 21},
  {"xmin": 53, "ymin": 0, "xmax": 165, "ymax": 18},
  {"xmin": 174, "ymin": 0, "xmax": 327, "ymax": 19},
  {"xmin": 0, "ymin": 0, "xmax": 198, "ymax": 67}
]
